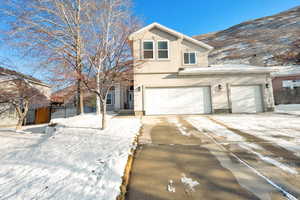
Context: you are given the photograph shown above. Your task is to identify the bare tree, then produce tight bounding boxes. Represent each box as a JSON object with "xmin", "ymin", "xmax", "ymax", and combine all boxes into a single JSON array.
[
  {"xmin": 1, "ymin": 0, "xmax": 86, "ymax": 115},
  {"xmin": 81, "ymin": 0, "xmax": 141, "ymax": 129},
  {"xmin": 0, "ymin": 76, "xmax": 49, "ymax": 130},
  {"xmin": 2, "ymin": 0, "xmax": 142, "ymax": 129}
]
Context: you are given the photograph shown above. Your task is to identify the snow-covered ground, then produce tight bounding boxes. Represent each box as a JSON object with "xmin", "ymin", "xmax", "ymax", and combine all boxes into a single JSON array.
[
  {"xmin": 187, "ymin": 114, "xmax": 300, "ymax": 175},
  {"xmin": 211, "ymin": 114, "xmax": 300, "ymax": 156},
  {"xmin": 0, "ymin": 114, "xmax": 141, "ymax": 200},
  {"xmin": 275, "ymin": 104, "xmax": 300, "ymax": 115}
]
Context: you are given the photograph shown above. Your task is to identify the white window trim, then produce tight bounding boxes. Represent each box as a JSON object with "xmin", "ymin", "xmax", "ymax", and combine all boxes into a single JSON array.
[
  {"xmin": 157, "ymin": 40, "xmax": 170, "ymax": 60},
  {"xmin": 183, "ymin": 51, "xmax": 197, "ymax": 65},
  {"xmin": 142, "ymin": 40, "xmax": 155, "ymax": 60},
  {"xmin": 106, "ymin": 93, "xmax": 113, "ymax": 105}
]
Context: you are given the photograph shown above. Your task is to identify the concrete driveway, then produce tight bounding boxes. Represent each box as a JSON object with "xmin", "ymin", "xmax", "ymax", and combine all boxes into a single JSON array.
[{"xmin": 126, "ymin": 115, "xmax": 298, "ymax": 200}]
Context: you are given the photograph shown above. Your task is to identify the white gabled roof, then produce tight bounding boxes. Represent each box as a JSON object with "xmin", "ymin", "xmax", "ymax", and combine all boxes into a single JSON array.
[
  {"xmin": 129, "ymin": 22, "xmax": 214, "ymax": 51},
  {"xmin": 178, "ymin": 64, "xmax": 277, "ymax": 75}
]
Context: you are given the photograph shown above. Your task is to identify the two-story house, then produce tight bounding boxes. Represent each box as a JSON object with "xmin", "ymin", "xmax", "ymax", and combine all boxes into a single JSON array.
[
  {"xmin": 129, "ymin": 23, "xmax": 275, "ymax": 115},
  {"xmin": 0, "ymin": 67, "xmax": 51, "ymax": 127}
]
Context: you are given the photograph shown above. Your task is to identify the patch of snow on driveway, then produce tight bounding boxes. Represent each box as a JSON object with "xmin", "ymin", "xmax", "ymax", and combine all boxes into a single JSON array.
[
  {"xmin": 167, "ymin": 117, "xmax": 191, "ymax": 136},
  {"xmin": 0, "ymin": 114, "xmax": 141, "ymax": 200},
  {"xmin": 188, "ymin": 116, "xmax": 243, "ymax": 141},
  {"xmin": 180, "ymin": 174, "xmax": 199, "ymax": 192}
]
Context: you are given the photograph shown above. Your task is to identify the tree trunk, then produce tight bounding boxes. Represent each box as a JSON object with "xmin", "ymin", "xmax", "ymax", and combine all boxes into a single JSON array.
[
  {"xmin": 96, "ymin": 95, "xmax": 101, "ymax": 115},
  {"xmin": 96, "ymin": 75, "xmax": 101, "ymax": 115},
  {"xmin": 100, "ymin": 99, "xmax": 107, "ymax": 130},
  {"xmin": 75, "ymin": 0, "xmax": 84, "ymax": 116},
  {"xmin": 76, "ymin": 79, "xmax": 84, "ymax": 115},
  {"xmin": 16, "ymin": 114, "xmax": 25, "ymax": 130},
  {"xmin": 15, "ymin": 100, "xmax": 29, "ymax": 131}
]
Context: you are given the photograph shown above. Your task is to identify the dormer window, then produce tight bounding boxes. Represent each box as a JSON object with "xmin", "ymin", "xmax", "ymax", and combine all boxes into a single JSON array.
[
  {"xmin": 184, "ymin": 52, "xmax": 196, "ymax": 65},
  {"xmin": 157, "ymin": 41, "xmax": 169, "ymax": 59},
  {"xmin": 143, "ymin": 41, "xmax": 154, "ymax": 59}
]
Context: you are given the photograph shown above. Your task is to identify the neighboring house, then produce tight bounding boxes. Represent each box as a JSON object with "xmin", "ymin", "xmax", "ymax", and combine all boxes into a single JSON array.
[
  {"xmin": 51, "ymin": 83, "xmax": 133, "ymax": 118},
  {"xmin": 0, "ymin": 67, "xmax": 51, "ymax": 127},
  {"xmin": 272, "ymin": 66, "xmax": 300, "ymax": 104},
  {"xmin": 129, "ymin": 23, "xmax": 275, "ymax": 115}
]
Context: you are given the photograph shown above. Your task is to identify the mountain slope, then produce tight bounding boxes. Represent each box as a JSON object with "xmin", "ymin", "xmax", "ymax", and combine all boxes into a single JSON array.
[{"xmin": 194, "ymin": 6, "xmax": 300, "ymax": 66}]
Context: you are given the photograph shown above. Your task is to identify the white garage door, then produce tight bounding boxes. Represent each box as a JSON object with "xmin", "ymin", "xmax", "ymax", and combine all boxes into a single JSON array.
[
  {"xmin": 231, "ymin": 85, "xmax": 263, "ymax": 113},
  {"xmin": 145, "ymin": 87, "xmax": 212, "ymax": 115}
]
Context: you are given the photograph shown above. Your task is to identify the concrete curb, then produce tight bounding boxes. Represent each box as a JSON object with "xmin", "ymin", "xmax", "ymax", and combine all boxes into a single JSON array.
[{"xmin": 116, "ymin": 132, "xmax": 140, "ymax": 200}]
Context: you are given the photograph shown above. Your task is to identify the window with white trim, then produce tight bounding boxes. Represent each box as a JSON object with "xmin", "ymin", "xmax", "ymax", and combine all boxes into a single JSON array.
[
  {"xmin": 106, "ymin": 93, "xmax": 112, "ymax": 105},
  {"xmin": 143, "ymin": 41, "xmax": 154, "ymax": 59},
  {"xmin": 184, "ymin": 52, "xmax": 196, "ymax": 64},
  {"xmin": 157, "ymin": 41, "xmax": 169, "ymax": 59}
]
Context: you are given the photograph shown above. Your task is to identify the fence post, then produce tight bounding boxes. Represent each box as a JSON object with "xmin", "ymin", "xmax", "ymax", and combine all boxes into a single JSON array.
[{"xmin": 64, "ymin": 105, "xmax": 67, "ymax": 118}]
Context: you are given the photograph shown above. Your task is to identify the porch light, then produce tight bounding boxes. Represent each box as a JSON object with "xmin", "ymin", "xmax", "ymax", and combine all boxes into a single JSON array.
[
  {"xmin": 265, "ymin": 83, "xmax": 269, "ymax": 88},
  {"xmin": 218, "ymin": 84, "xmax": 222, "ymax": 90},
  {"xmin": 135, "ymin": 86, "xmax": 141, "ymax": 92}
]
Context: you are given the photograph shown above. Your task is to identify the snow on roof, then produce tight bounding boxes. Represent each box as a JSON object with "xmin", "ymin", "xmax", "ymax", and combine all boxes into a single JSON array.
[
  {"xmin": 129, "ymin": 22, "xmax": 214, "ymax": 51},
  {"xmin": 178, "ymin": 64, "xmax": 277, "ymax": 75},
  {"xmin": 271, "ymin": 65, "xmax": 300, "ymax": 77},
  {"xmin": 0, "ymin": 74, "xmax": 18, "ymax": 83},
  {"xmin": 0, "ymin": 67, "xmax": 50, "ymax": 87}
]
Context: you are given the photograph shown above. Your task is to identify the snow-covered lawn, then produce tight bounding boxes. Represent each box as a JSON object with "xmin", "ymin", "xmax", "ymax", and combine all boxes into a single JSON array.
[
  {"xmin": 187, "ymin": 114, "xmax": 300, "ymax": 175},
  {"xmin": 0, "ymin": 114, "xmax": 141, "ymax": 200},
  {"xmin": 211, "ymin": 114, "xmax": 300, "ymax": 155}
]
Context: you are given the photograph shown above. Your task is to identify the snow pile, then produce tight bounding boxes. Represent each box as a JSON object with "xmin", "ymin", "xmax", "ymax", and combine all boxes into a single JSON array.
[
  {"xmin": 167, "ymin": 180, "xmax": 176, "ymax": 193},
  {"xmin": 180, "ymin": 174, "xmax": 199, "ymax": 192},
  {"xmin": 0, "ymin": 114, "xmax": 141, "ymax": 200}
]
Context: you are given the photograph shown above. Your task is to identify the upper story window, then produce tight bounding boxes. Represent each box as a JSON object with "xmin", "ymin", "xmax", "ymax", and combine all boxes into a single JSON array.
[
  {"xmin": 184, "ymin": 52, "xmax": 196, "ymax": 65},
  {"xmin": 157, "ymin": 41, "xmax": 169, "ymax": 59},
  {"xmin": 143, "ymin": 41, "xmax": 154, "ymax": 59}
]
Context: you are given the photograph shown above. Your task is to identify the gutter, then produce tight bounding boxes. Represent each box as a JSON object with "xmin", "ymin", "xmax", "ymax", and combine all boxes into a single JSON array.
[
  {"xmin": 28, "ymin": 79, "xmax": 51, "ymax": 88},
  {"xmin": 178, "ymin": 67, "xmax": 278, "ymax": 75}
]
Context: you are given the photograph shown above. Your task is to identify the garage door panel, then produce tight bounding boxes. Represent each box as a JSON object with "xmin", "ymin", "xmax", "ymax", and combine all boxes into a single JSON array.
[
  {"xmin": 145, "ymin": 87, "xmax": 211, "ymax": 115},
  {"xmin": 231, "ymin": 85, "xmax": 263, "ymax": 113}
]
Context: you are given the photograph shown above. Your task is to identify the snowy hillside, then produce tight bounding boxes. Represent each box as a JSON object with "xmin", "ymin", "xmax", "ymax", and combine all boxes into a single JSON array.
[{"xmin": 195, "ymin": 6, "xmax": 300, "ymax": 66}]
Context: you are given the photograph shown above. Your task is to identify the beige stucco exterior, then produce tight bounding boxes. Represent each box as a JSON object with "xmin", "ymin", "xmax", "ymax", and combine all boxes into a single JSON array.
[
  {"xmin": 130, "ymin": 23, "xmax": 275, "ymax": 115},
  {"xmin": 133, "ymin": 73, "xmax": 274, "ymax": 114},
  {"xmin": 132, "ymin": 28, "xmax": 209, "ymax": 74}
]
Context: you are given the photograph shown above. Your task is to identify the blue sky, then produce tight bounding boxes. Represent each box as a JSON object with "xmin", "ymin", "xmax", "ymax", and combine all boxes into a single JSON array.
[
  {"xmin": 133, "ymin": 0, "xmax": 299, "ymax": 36},
  {"xmin": 0, "ymin": 0, "xmax": 299, "ymax": 81}
]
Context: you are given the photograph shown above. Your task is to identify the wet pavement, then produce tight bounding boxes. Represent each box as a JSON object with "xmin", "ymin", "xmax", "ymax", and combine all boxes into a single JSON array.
[{"xmin": 126, "ymin": 116, "xmax": 291, "ymax": 200}]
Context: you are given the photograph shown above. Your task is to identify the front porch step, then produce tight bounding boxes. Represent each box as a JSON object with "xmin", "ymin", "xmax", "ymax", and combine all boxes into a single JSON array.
[{"xmin": 118, "ymin": 109, "xmax": 134, "ymax": 114}]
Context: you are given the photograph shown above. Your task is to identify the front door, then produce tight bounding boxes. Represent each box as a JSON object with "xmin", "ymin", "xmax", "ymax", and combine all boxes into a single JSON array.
[{"xmin": 128, "ymin": 91, "xmax": 134, "ymax": 109}]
